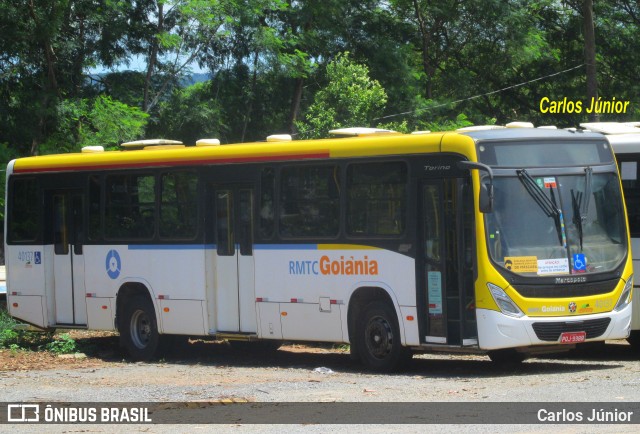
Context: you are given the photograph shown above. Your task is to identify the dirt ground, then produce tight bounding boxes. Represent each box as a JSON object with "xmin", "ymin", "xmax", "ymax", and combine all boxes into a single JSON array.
[
  {"xmin": 3, "ymin": 331, "xmax": 640, "ymax": 433},
  {"xmin": 0, "ymin": 330, "xmax": 117, "ymax": 372},
  {"xmin": 0, "ymin": 329, "xmax": 350, "ymax": 372}
]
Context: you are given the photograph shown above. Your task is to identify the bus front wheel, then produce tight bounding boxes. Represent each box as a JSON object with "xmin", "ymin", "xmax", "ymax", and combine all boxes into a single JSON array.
[
  {"xmin": 487, "ymin": 349, "xmax": 526, "ymax": 365},
  {"xmin": 120, "ymin": 295, "xmax": 160, "ymax": 361},
  {"xmin": 355, "ymin": 301, "xmax": 411, "ymax": 372}
]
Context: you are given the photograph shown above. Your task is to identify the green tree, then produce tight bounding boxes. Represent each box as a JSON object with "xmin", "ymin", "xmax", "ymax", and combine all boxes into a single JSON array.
[
  {"xmin": 41, "ymin": 96, "xmax": 148, "ymax": 153},
  {"xmin": 149, "ymin": 81, "xmax": 225, "ymax": 144},
  {"xmin": 296, "ymin": 53, "xmax": 387, "ymax": 139},
  {"xmin": 0, "ymin": 0, "xmax": 139, "ymax": 155}
]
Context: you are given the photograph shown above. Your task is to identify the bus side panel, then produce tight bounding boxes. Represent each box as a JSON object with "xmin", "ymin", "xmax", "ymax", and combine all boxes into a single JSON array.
[
  {"xmin": 280, "ymin": 303, "xmax": 343, "ymax": 341},
  {"xmin": 6, "ymin": 244, "xmax": 48, "ymax": 327},
  {"xmin": 158, "ymin": 299, "xmax": 207, "ymax": 335},
  {"xmin": 83, "ymin": 245, "xmax": 209, "ymax": 336},
  {"xmin": 631, "ymin": 238, "xmax": 640, "ymax": 331},
  {"xmin": 86, "ymin": 297, "xmax": 115, "ymax": 330},
  {"xmin": 7, "ymin": 295, "xmax": 46, "ymax": 328},
  {"xmin": 399, "ymin": 306, "xmax": 420, "ymax": 345},
  {"xmin": 256, "ymin": 302, "xmax": 283, "ymax": 339},
  {"xmin": 254, "ymin": 246, "xmax": 416, "ymax": 344}
]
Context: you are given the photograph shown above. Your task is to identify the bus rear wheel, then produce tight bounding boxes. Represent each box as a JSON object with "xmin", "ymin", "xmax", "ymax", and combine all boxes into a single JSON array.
[
  {"xmin": 120, "ymin": 295, "xmax": 160, "ymax": 361},
  {"xmin": 355, "ymin": 301, "xmax": 411, "ymax": 372}
]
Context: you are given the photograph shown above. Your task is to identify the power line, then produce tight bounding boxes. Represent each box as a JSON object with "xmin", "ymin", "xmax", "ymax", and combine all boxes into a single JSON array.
[{"xmin": 374, "ymin": 63, "xmax": 585, "ymax": 123}]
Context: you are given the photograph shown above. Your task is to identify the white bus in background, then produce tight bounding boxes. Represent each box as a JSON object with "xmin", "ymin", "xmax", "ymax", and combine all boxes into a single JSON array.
[{"xmin": 581, "ymin": 122, "xmax": 640, "ymax": 347}]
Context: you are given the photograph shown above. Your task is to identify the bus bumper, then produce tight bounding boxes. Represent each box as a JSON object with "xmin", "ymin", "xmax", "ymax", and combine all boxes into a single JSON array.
[{"xmin": 476, "ymin": 305, "xmax": 632, "ymax": 350}]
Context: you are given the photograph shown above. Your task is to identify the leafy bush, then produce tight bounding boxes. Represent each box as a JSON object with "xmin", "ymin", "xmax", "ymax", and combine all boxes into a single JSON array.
[
  {"xmin": 0, "ymin": 310, "xmax": 64, "ymax": 351},
  {"xmin": 0, "ymin": 310, "xmax": 21, "ymax": 348},
  {"xmin": 44, "ymin": 333, "xmax": 77, "ymax": 354}
]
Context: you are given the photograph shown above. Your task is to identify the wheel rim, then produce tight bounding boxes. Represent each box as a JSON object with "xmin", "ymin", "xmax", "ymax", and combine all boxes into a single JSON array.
[
  {"xmin": 365, "ymin": 315, "xmax": 394, "ymax": 359},
  {"xmin": 130, "ymin": 309, "xmax": 152, "ymax": 349}
]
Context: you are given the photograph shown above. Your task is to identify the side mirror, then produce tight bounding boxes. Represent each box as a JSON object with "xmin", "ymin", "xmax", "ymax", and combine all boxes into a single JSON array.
[
  {"xmin": 479, "ymin": 182, "xmax": 493, "ymax": 214},
  {"xmin": 457, "ymin": 160, "xmax": 494, "ymax": 213}
]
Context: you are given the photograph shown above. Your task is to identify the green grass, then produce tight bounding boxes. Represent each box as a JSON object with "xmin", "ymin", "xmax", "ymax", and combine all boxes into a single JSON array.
[{"xmin": 0, "ymin": 309, "xmax": 76, "ymax": 353}]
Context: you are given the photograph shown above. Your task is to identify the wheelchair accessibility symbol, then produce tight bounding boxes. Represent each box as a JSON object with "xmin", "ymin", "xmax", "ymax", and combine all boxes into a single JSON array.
[
  {"xmin": 573, "ymin": 253, "xmax": 587, "ymax": 273},
  {"xmin": 106, "ymin": 250, "xmax": 121, "ymax": 279}
]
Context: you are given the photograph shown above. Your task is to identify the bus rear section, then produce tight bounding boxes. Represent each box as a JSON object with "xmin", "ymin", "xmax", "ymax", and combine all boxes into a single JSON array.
[{"xmin": 582, "ymin": 122, "xmax": 640, "ymax": 346}]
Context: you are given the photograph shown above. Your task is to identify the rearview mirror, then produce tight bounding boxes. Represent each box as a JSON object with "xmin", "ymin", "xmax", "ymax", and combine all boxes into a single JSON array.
[{"xmin": 457, "ymin": 161, "xmax": 494, "ymax": 213}]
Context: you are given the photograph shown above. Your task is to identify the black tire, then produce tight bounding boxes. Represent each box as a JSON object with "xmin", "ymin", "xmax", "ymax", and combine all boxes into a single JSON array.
[
  {"xmin": 348, "ymin": 342, "xmax": 361, "ymax": 361},
  {"xmin": 627, "ymin": 330, "xmax": 640, "ymax": 352},
  {"xmin": 488, "ymin": 348, "xmax": 526, "ymax": 365},
  {"xmin": 119, "ymin": 295, "xmax": 160, "ymax": 361},
  {"xmin": 355, "ymin": 301, "xmax": 411, "ymax": 372}
]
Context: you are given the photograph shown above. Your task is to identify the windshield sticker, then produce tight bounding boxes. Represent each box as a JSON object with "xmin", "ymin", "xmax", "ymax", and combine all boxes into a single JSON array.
[
  {"xmin": 427, "ymin": 271, "xmax": 443, "ymax": 314},
  {"xmin": 537, "ymin": 258, "xmax": 570, "ymax": 275},
  {"xmin": 572, "ymin": 253, "xmax": 587, "ymax": 273},
  {"xmin": 504, "ymin": 256, "xmax": 538, "ymax": 272},
  {"xmin": 543, "ymin": 177, "xmax": 557, "ymax": 188}
]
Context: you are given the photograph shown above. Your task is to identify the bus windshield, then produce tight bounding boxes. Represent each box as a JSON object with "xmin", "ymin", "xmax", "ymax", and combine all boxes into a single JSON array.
[{"xmin": 485, "ymin": 171, "xmax": 626, "ymax": 276}]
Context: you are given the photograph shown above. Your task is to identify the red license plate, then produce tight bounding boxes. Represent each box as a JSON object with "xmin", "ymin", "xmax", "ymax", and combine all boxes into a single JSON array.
[{"xmin": 559, "ymin": 331, "xmax": 586, "ymax": 344}]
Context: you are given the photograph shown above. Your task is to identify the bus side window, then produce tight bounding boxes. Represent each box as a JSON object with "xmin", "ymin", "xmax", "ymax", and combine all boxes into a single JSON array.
[
  {"xmin": 620, "ymin": 159, "xmax": 640, "ymax": 237},
  {"xmin": 160, "ymin": 171, "xmax": 198, "ymax": 240},
  {"xmin": 216, "ymin": 190, "xmax": 234, "ymax": 256},
  {"xmin": 105, "ymin": 174, "xmax": 155, "ymax": 240},
  {"xmin": 279, "ymin": 165, "xmax": 340, "ymax": 238},
  {"xmin": 259, "ymin": 168, "xmax": 275, "ymax": 239},
  {"xmin": 8, "ymin": 178, "xmax": 40, "ymax": 243},
  {"xmin": 88, "ymin": 175, "xmax": 102, "ymax": 241},
  {"xmin": 347, "ymin": 161, "xmax": 407, "ymax": 236},
  {"xmin": 53, "ymin": 194, "xmax": 69, "ymax": 255}
]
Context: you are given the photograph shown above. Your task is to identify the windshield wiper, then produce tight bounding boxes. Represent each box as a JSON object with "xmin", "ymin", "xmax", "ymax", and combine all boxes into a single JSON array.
[
  {"xmin": 517, "ymin": 169, "xmax": 566, "ymax": 247},
  {"xmin": 571, "ymin": 167, "xmax": 593, "ymax": 251},
  {"xmin": 583, "ymin": 167, "xmax": 592, "ymax": 215},
  {"xmin": 572, "ymin": 190, "xmax": 584, "ymax": 250}
]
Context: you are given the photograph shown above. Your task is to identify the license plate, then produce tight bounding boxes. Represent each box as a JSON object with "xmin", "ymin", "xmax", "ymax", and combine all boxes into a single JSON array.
[{"xmin": 559, "ymin": 331, "xmax": 586, "ymax": 344}]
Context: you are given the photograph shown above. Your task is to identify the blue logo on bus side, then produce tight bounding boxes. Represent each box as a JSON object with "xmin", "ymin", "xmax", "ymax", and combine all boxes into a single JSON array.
[{"xmin": 106, "ymin": 250, "xmax": 121, "ymax": 279}]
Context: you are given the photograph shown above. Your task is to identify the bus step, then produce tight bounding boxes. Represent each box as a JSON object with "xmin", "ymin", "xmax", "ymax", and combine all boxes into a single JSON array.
[
  {"xmin": 214, "ymin": 332, "xmax": 259, "ymax": 341},
  {"xmin": 52, "ymin": 324, "xmax": 88, "ymax": 330}
]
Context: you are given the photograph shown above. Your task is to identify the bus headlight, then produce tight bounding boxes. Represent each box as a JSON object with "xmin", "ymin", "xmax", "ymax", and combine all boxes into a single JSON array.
[
  {"xmin": 614, "ymin": 275, "xmax": 633, "ymax": 312},
  {"xmin": 487, "ymin": 283, "xmax": 524, "ymax": 318}
]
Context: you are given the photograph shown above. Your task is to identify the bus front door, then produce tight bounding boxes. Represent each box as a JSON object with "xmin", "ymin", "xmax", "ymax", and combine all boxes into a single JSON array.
[
  {"xmin": 419, "ymin": 178, "xmax": 476, "ymax": 346},
  {"xmin": 48, "ymin": 190, "xmax": 87, "ymax": 326},
  {"xmin": 213, "ymin": 186, "xmax": 257, "ymax": 333}
]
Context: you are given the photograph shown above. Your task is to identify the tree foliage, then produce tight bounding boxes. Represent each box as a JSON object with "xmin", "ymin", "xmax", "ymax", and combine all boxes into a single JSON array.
[
  {"xmin": 296, "ymin": 53, "xmax": 387, "ymax": 139},
  {"xmin": 42, "ymin": 96, "xmax": 149, "ymax": 154},
  {"xmin": 0, "ymin": 0, "xmax": 639, "ymax": 155}
]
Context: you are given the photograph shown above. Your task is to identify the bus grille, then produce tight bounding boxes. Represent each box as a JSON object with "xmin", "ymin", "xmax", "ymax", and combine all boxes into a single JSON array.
[
  {"xmin": 513, "ymin": 279, "xmax": 618, "ymax": 298},
  {"xmin": 531, "ymin": 318, "xmax": 611, "ymax": 342}
]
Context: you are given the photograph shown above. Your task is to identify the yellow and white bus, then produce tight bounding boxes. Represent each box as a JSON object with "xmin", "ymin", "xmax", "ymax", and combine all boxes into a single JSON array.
[
  {"xmin": 4, "ymin": 127, "xmax": 633, "ymax": 370},
  {"xmin": 580, "ymin": 122, "xmax": 640, "ymax": 347}
]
